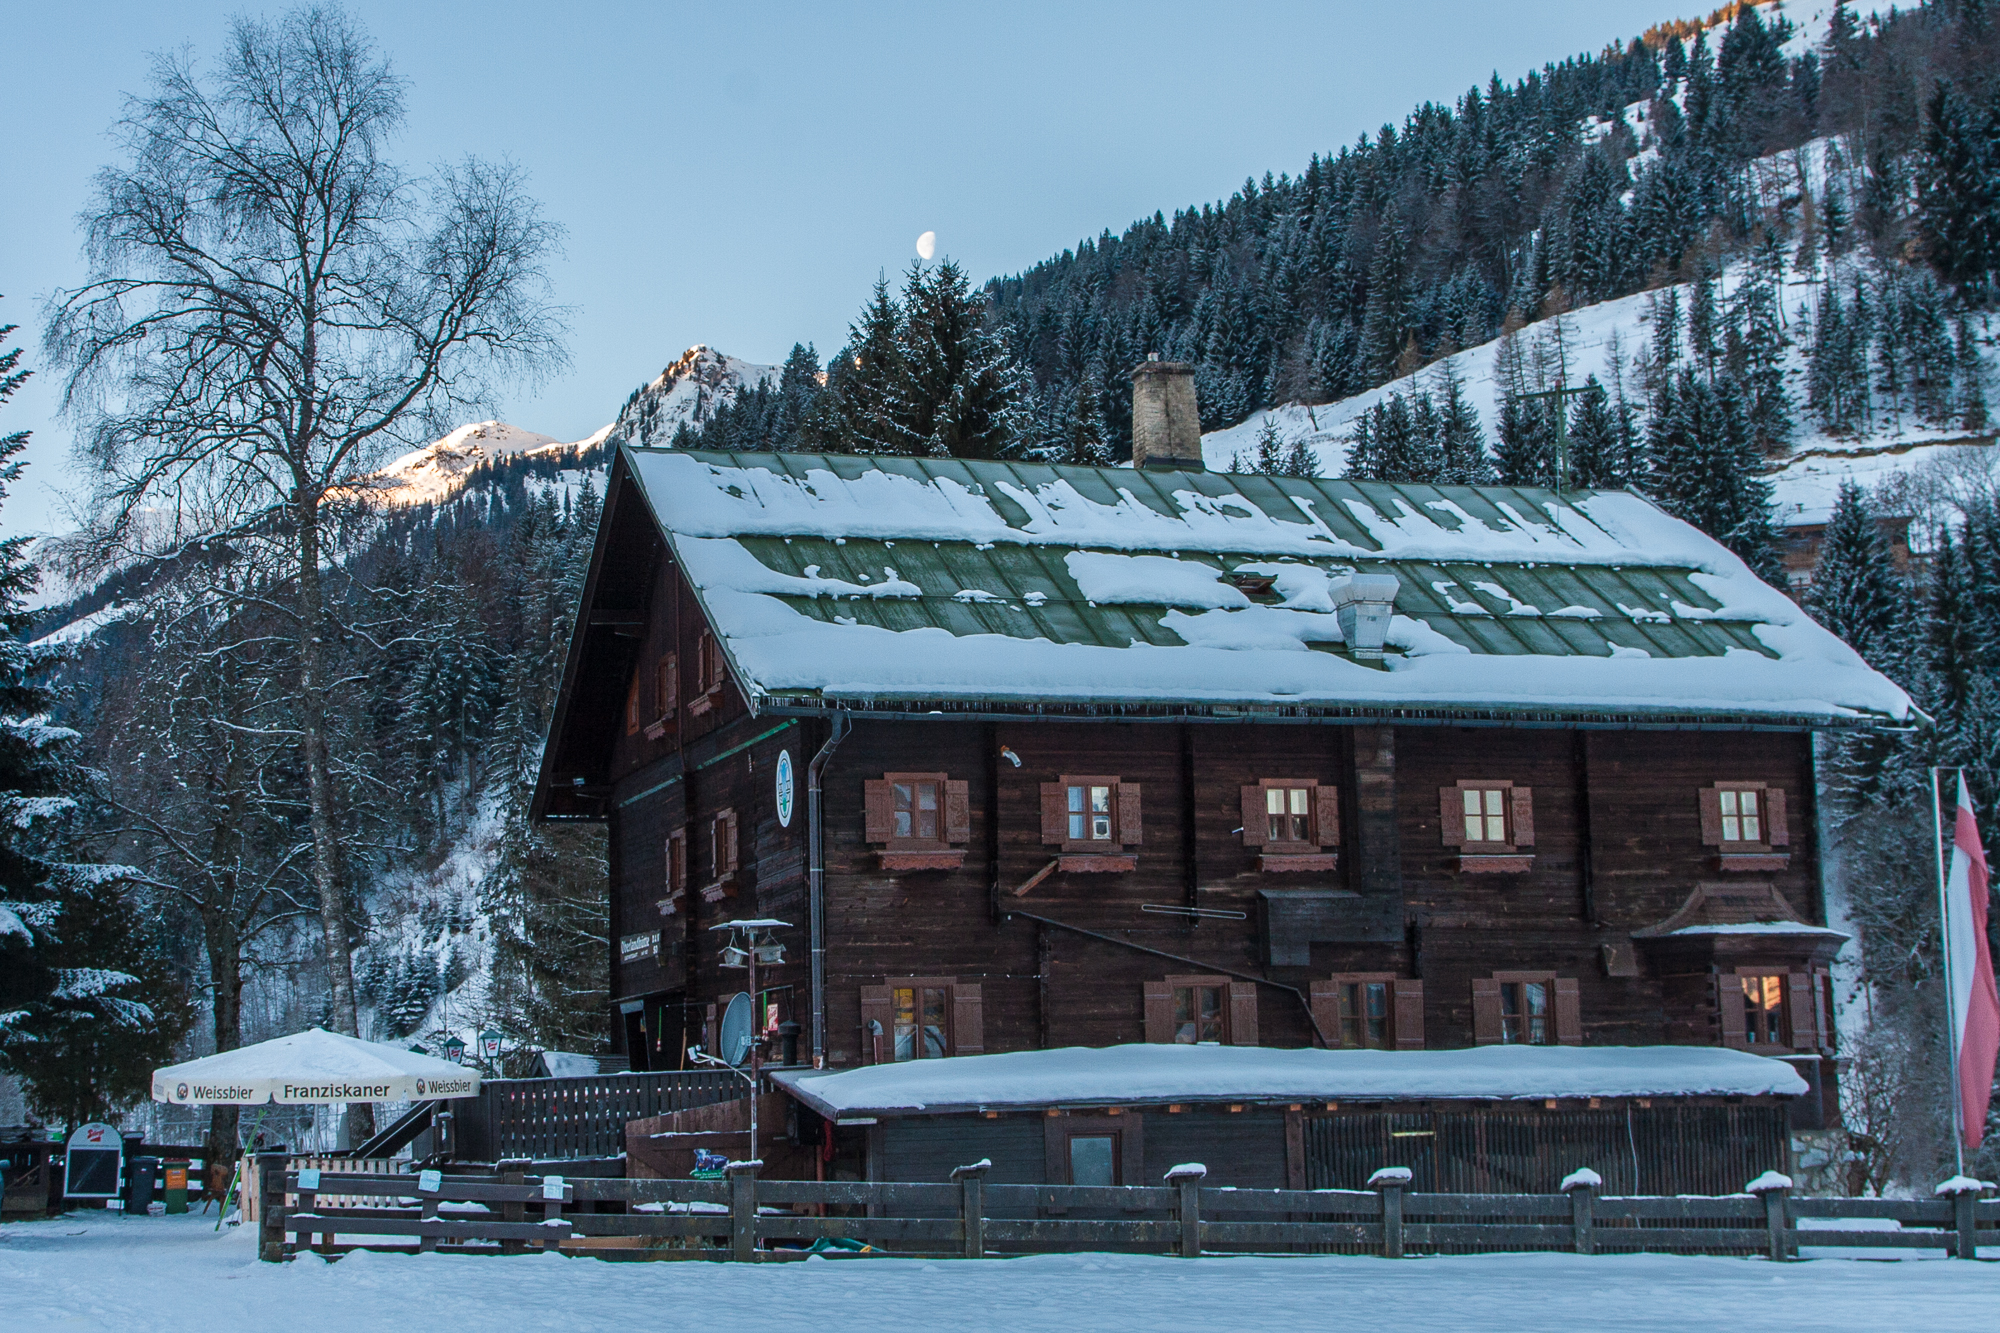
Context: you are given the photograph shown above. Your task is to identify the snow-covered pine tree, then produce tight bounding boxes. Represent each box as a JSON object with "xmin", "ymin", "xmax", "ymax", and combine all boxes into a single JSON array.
[
  {"xmin": 886, "ymin": 260, "xmax": 1027, "ymax": 459},
  {"xmin": 1726, "ymin": 257, "xmax": 1793, "ymax": 452},
  {"xmin": 0, "ymin": 305, "xmax": 189, "ymax": 1125},
  {"xmin": 1493, "ymin": 390, "xmax": 1555, "ymax": 488},
  {"xmin": 827, "ymin": 275, "xmax": 905, "ymax": 453},
  {"xmin": 1646, "ymin": 369, "xmax": 1781, "ymax": 578},
  {"xmin": 1808, "ymin": 278, "xmax": 1872, "ymax": 436},
  {"xmin": 1917, "ymin": 80, "xmax": 2000, "ymax": 305},
  {"xmin": 1565, "ymin": 376, "xmax": 1622, "ymax": 487},
  {"xmin": 1957, "ymin": 314, "xmax": 1990, "ymax": 432},
  {"xmin": 1804, "ymin": 481, "xmax": 1906, "ymax": 670},
  {"xmin": 1427, "ymin": 359, "xmax": 1493, "ymax": 485}
]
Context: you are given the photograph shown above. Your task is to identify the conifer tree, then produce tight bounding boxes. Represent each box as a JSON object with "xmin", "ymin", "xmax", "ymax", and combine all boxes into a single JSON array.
[
  {"xmin": 1805, "ymin": 481, "xmax": 1905, "ymax": 669},
  {"xmin": 1917, "ymin": 81, "xmax": 2000, "ymax": 303},
  {"xmin": 1565, "ymin": 376, "xmax": 1623, "ymax": 487},
  {"xmin": 828, "ymin": 275, "xmax": 904, "ymax": 453},
  {"xmin": 1431, "ymin": 359, "xmax": 1494, "ymax": 484},
  {"xmin": 1493, "ymin": 390, "xmax": 1556, "ymax": 487},
  {"xmin": 1957, "ymin": 314, "xmax": 1990, "ymax": 432},
  {"xmin": 1646, "ymin": 369, "xmax": 1781, "ymax": 577},
  {"xmin": 886, "ymin": 260, "xmax": 1028, "ymax": 459}
]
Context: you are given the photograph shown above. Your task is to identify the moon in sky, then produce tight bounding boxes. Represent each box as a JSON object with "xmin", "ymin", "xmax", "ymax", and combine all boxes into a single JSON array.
[{"xmin": 915, "ymin": 230, "xmax": 936, "ymax": 260}]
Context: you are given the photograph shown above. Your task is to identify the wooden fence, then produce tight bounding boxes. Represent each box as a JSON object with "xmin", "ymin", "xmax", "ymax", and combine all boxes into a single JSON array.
[
  {"xmin": 255, "ymin": 1156, "xmax": 1997, "ymax": 1264},
  {"xmin": 452, "ymin": 1070, "xmax": 740, "ymax": 1162}
]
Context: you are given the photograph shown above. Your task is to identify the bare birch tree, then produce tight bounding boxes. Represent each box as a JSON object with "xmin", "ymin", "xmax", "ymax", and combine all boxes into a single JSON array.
[{"xmin": 45, "ymin": 6, "xmax": 564, "ymax": 1138}]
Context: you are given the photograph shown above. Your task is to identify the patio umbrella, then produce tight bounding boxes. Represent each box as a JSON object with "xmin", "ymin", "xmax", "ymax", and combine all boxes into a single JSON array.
[{"xmin": 152, "ymin": 1028, "xmax": 482, "ymax": 1105}]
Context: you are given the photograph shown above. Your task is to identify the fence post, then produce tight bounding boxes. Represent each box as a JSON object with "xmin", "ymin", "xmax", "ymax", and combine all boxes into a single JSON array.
[
  {"xmin": 256, "ymin": 1153, "xmax": 288, "ymax": 1263},
  {"xmin": 498, "ymin": 1158, "xmax": 530, "ymax": 1256},
  {"xmin": 1935, "ymin": 1176, "xmax": 1985, "ymax": 1260},
  {"xmin": 952, "ymin": 1159, "xmax": 991, "ymax": 1258},
  {"xmin": 1165, "ymin": 1164, "xmax": 1207, "ymax": 1259},
  {"xmin": 1369, "ymin": 1167, "xmax": 1410, "ymax": 1259},
  {"xmin": 1562, "ymin": 1168, "xmax": 1600, "ymax": 1256},
  {"xmin": 1745, "ymin": 1171, "xmax": 1792, "ymax": 1262},
  {"xmin": 728, "ymin": 1160, "xmax": 761, "ymax": 1262}
]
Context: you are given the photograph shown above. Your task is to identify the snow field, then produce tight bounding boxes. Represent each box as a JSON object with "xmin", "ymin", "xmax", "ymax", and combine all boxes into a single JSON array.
[{"xmin": 4, "ymin": 1210, "xmax": 1996, "ymax": 1332}]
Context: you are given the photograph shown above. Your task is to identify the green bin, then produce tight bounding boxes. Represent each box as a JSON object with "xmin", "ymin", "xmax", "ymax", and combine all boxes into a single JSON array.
[{"xmin": 162, "ymin": 1159, "xmax": 189, "ymax": 1214}]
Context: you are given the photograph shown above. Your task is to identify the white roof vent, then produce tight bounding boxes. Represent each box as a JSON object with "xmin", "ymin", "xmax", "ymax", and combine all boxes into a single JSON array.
[{"xmin": 1330, "ymin": 573, "xmax": 1400, "ymax": 659}]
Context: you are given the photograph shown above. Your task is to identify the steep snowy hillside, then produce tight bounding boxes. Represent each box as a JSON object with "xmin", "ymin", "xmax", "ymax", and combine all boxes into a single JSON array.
[
  {"xmin": 603, "ymin": 344, "xmax": 779, "ymax": 450},
  {"xmin": 366, "ymin": 421, "xmax": 595, "ymax": 507}
]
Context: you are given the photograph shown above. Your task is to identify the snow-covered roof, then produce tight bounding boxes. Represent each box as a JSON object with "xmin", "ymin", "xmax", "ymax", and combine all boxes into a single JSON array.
[
  {"xmin": 620, "ymin": 448, "xmax": 1910, "ymax": 726},
  {"xmin": 769, "ymin": 1044, "xmax": 1810, "ymax": 1117}
]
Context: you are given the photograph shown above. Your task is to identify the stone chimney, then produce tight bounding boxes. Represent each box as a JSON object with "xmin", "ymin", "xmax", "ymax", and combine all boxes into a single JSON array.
[{"xmin": 1131, "ymin": 355, "xmax": 1204, "ymax": 472}]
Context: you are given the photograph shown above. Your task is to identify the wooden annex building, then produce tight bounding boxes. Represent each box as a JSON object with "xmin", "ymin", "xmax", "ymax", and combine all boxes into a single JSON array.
[{"xmin": 533, "ymin": 383, "xmax": 1910, "ymax": 1194}]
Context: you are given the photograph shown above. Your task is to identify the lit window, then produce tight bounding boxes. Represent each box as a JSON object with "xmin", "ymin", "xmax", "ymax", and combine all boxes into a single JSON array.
[
  {"xmin": 1173, "ymin": 984, "xmax": 1226, "ymax": 1044},
  {"xmin": 1464, "ymin": 788, "xmax": 1507, "ymax": 843},
  {"xmin": 1742, "ymin": 975, "xmax": 1785, "ymax": 1044},
  {"xmin": 1500, "ymin": 980, "xmax": 1549, "ymax": 1045},
  {"xmin": 1266, "ymin": 786, "xmax": 1311, "ymax": 843},
  {"xmin": 1719, "ymin": 789, "xmax": 1762, "ymax": 843},
  {"xmin": 1068, "ymin": 784, "xmax": 1112, "ymax": 842},
  {"xmin": 1338, "ymin": 981, "xmax": 1389, "ymax": 1049},
  {"xmin": 892, "ymin": 985, "xmax": 949, "ymax": 1060},
  {"xmin": 894, "ymin": 780, "xmax": 939, "ymax": 841}
]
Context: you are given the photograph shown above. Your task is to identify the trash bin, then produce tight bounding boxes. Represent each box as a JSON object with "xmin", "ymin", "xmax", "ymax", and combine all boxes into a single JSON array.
[
  {"xmin": 124, "ymin": 1157, "xmax": 159, "ymax": 1214},
  {"xmin": 162, "ymin": 1159, "xmax": 189, "ymax": 1214}
]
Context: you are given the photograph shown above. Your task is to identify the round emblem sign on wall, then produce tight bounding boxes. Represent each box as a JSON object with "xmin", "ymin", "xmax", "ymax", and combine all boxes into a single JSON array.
[{"xmin": 775, "ymin": 749, "xmax": 796, "ymax": 828}]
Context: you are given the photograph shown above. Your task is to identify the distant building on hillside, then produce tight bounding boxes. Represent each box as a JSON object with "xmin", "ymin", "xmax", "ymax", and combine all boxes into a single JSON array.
[
  {"xmin": 535, "ymin": 366, "xmax": 1910, "ymax": 1193},
  {"xmin": 1777, "ymin": 512, "xmax": 1915, "ymax": 594}
]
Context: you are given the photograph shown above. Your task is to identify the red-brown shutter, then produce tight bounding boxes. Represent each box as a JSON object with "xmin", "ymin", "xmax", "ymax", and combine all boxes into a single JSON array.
[
  {"xmin": 1392, "ymin": 979, "xmax": 1425, "ymax": 1050},
  {"xmin": 625, "ymin": 674, "xmax": 642, "ymax": 735},
  {"xmin": 952, "ymin": 984, "xmax": 984, "ymax": 1056},
  {"xmin": 1228, "ymin": 982, "xmax": 1259, "ymax": 1046},
  {"xmin": 1717, "ymin": 973, "xmax": 1747, "ymax": 1047},
  {"xmin": 666, "ymin": 831, "xmax": 685, "ymax": 892},
  {"xmin": 944, "ymin": 780, "xmax": 971, "ymax": 845},
  {"xmin": 1143, "ymin": 981, "xmax": 1173, "ymax": 1043},
  {"xmin": 1553, "ymin": 977, "xmax": 1582, "ymax": 1045},
  {"xmin": 1785, "ymin": 972, "xmax": 1816, "ymax": 1050},
  {"xmin": 1241, "ymin": 786, "xmax": 1268, "ymax": 848},
  {"xmin": 1510, "ymin": 786, "xmax": 1535, "ymax": 848},
  {"xmin": 661, "ymin": 654, "xmax": 678, "ymax": 716},
  {"xmin": 1308, "ymin": 982, "xmax": 1339, "ymax": 1047},
  {"xmin": 1471, "ymin": 978, "xmax": 1503, "ymax": 1045},
  {"xmin": 723, "ymin": 811, "xmax": 739, "ymax": 875},
  {"xmin": 859, "ymin": 986, "xmax": 893, "ymax": 1065},
  {"xmin": 1698, "ymin": 787, "xmax": 1724, "ymax": 845},
  {"xmin": 864, "ymin": 780, "xmax": 894, "ymax": 844},
  {"xmin": 1766, "ymin": 788, "xmax": 1790, "ymax": 846},
  {"xmin": 1040, "ymin": 783, "xmax": 1068, "ymax": 845},
  {"xmin": 1117, "ymin": 783, "xmax": 1143, "ymax": 846},
  {"xmin": 1312, "ymin": 787, "xmax": 1340, "ymax": 848},
  {"xmin": 1440, "ymin": 787, "xmax": 1466, "ymax": 847}
]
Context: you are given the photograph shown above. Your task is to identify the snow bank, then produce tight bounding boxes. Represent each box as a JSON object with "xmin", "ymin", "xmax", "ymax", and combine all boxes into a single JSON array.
[{"xmin": 769, "ymin": 1043, "xmax": 1810, "ymax": 1116}]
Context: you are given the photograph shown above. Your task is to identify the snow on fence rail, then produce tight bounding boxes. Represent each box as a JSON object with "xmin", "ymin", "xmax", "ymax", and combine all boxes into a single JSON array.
[{"xmin": 255, "ymin": 1157, "xmax": 1998, "ymax": 1264}]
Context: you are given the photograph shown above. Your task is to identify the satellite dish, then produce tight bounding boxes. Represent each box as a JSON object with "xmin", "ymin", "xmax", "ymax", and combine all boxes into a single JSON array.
[{"xmin": 719, "ymin": 992, "xmax": 755, "ymax": 1066}]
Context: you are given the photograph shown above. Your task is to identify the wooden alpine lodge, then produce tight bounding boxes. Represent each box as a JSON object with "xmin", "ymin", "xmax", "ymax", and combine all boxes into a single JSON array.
[{"xmin": 532, "ymin": 361, "xmax": 1911, "ymax": 1198}]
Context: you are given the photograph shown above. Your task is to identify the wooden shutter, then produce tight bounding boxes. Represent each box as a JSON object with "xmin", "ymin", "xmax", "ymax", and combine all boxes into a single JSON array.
[
  {"xmin": 863, "ymin": 780, "xmax": 894, "ymax": 844},
  {"xmin": 1040, "ymin": 783, "xmax": 1068, "ymax": 845},
  {"xmin": 952, "ymin": 984, "xmax": 984, "ymax": 1055},
  {"xmin": 1241, "ymin": 786, "xmax": 1268, "ymax": 848},
  {"xmin": 1392, "ymin": 979, "xmax": 1425, "ymax": 1050},
  {"xmin": 859, "ymin": 986, "xmax": 893, "ymax": 1065},
  {"xmin": 659, "ymin": 655, "xmax": 678, "ymax": 717},
  {"xmin": 1698, "ymin": 787, "xmax": 1724, "ymax": 845},
  {"xmin": 1553, "ymin": 977, "xmax": 1581, "ymax": 1045},
  {"xmin": 1117, "ymin": 782, "xmax": 1143, "ymax": 845},
  {"xmin": 944, "ymin": 780, "xmax": 971, "ymax": 845},
  {"xmin": 1312, "ymin": 787, "xmax": 1340, "ymax": 848},
  {"xmin": 1440, "ymin": 787, "xmax": 1466, "ymax": 846},
  {"xmin": 1227, "ymin": 982, "xmax": 1259, "ymax": 1046},
  {"xmin": 667, "ymin": 830, "xmax": 686, "ymax": 892},
  {"xmin": 1716, "ymin": 974, "xmax": 1747, "ymax": 1046},
  {"xmin": 1308, "ymin": 982, "xmax": 1338, "ymax": 1047},
  {"xmin": 722, "ymin": 811, "xmax": 739, "ymax": 875},
  {"xmin": 1510, "ymin": 786, "xmax": 1535, "ymax": 847},
  {"xmin": 625, "ymin": 674, "xmax": 642, "ymax": 734},
  {"xmin": 1785, "ymin": 972, "xmax": 1817, "ymax": 1050},
  {"xmin": 1767, "ymin": 788, "xmax": 1790, "ymax": 846},
  {"xmin": 1143, "ymin": 981, "xmax": 1173, "ymax": 1043},
  {"xmin": 1471, "ymin": 978, "xmax": 1503, "ymax": 1045}
]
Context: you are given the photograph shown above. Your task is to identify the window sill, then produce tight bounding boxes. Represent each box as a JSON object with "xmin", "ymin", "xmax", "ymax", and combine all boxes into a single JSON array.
[
  {"xmin": 643, "ymin": 716, "xmax": 673, "ymax": 741},
  {"xmin": 1259, "ymin": 852, "xmax": 1338, "ymax": 872},
  {"xmin": 1057, "ymin": 853, "xmax": 1137, "ymax": 873},
  {"xmin": 658, "ymin": 891, "xmax": 686, "ymax": 917},
  {"xmin": 875, "ymin": 849, "xmax": 967, "ymax": 871},
  {"xmin": 1716, "ymin": 852, "xmax": 1789, "ymax": 871},
  {"xmin": 1458, "ymin": 854, "xmax": 1534, "ymax": 873},
  {"xmin": 699, "ymin": 879, "xmax": 735, "ymax": 903},
  {"xmin": 688, "ymin": 691, "xmax": 719, "ymax": 717}
]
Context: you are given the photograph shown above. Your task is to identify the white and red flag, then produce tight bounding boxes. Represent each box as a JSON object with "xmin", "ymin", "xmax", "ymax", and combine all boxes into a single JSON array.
[{"xmin": 1944, "ymin": 774, "xmax": 2000, "ymax": 1150}]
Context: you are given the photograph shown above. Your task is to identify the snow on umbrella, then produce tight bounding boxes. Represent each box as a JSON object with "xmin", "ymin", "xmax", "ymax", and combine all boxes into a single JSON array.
[{"xmin": 151, "ymin": 1027, "xmax": 482, "ymax": 1105}]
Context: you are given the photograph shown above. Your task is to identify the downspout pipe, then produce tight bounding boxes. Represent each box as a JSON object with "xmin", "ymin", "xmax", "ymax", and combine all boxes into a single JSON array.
[{"xmin": 807, "ymin": 712, "xmax": 850, "ymax": 1068}]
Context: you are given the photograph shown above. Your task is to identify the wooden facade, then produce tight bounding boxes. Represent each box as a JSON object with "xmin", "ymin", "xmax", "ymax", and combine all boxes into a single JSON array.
[{"xmin": 534, "ymin": 449, "xmax": 1882, "ymax": 1148}]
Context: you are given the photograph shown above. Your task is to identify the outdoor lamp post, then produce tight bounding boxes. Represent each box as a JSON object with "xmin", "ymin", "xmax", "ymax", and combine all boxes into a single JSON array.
[
  {"xmin": 442, "ymin": 1035, "xmax": 466, "ymax": 1065},
  {"xmin": 691, "ymin": 919, "xmax": 789, "ymax": 1166}
]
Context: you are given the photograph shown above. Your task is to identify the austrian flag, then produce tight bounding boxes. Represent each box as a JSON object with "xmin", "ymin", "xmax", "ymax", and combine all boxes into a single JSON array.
[{"xmin": 1944, "ymin": 775, "xmax": 2000, "ymax": 1150}]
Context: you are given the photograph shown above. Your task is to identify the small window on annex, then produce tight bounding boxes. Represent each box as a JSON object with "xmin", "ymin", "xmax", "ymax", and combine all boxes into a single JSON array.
[
  {"xmin": 1740, "ymin": 974, "xmax": 1785, "ymax": 1045},
  {"xmin": 1173, "ymin": 983, "xmax": 1226, "ymax": 1044},
  {"xmin": 858, "ymin": 978, "xmax": 982, "ymax": 1064},
  {"xmin": 1499, "ymin": 979, "xmax": 1550, "ymax": 1045},
  {"xmin": 1068, "ymin": 1134, "xmax": 1117, "ymax": 1187}
]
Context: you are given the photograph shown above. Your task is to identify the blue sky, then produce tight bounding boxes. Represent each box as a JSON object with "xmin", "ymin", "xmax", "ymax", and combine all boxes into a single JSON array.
[{"xmin": 3, "ymin": 1, "xmax": 1677, "ymax": 535}]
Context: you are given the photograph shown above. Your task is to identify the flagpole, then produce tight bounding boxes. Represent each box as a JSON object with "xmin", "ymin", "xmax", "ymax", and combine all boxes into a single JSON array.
[{"xmin": 1933, "ymin": 765, "xmax": 1967, "ymax": 1176}]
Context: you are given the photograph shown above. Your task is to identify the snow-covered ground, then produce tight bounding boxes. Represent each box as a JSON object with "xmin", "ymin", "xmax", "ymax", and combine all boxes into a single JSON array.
[{"xmin": 4, "ymin": 1210, "xmax": 1995, "ymax": 1332}]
